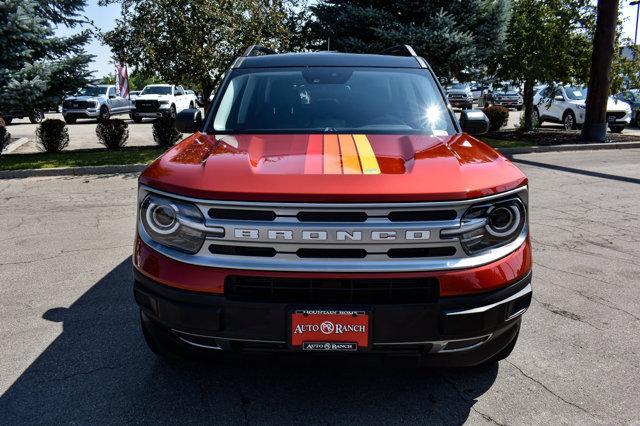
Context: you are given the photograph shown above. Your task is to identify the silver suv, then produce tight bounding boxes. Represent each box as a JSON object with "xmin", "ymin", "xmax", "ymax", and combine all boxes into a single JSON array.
[{"xmin": 62, "ymin": 85, "xmax": 131, "ymax": 124}]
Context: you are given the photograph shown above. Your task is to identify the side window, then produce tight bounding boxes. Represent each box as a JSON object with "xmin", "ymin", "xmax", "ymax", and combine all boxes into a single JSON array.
[
  {"xmin": 175, "ymin": 86, "xmax": 185, "ymax": 96},
  {"xmin": 553, "ymin": 87, "xmax": 563, "ymax": 99},
  {"xmin": 108, "ymin": 86, "xmax": 116, "ymax": 97},
  {"xmin": 540, "ymin": 87, "xmax": 551, "ymax": 98}
]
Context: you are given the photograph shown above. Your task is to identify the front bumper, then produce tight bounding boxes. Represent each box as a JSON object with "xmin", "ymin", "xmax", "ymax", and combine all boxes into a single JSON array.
[
  {"xmin": 133, "ymin": 267, "xmax": 532, "ymax": 365},
  {"xmin": 131, "ymin": 106, "xmax": 172, "ymax": 118},
  {"xmin": 62, "ymin": 109, "xmax": 99, "ymax": 118}
]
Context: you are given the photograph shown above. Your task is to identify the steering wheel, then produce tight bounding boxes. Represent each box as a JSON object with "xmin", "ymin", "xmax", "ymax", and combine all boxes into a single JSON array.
[{"xmin": 368, "ymin": 114, "xmax": 408, "ymax": 126}]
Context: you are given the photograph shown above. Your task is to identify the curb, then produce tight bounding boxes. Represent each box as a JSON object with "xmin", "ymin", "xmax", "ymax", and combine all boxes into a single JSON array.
[
  {"xmin": 0, "ymin": 163, "xmax": 147, "ymax": 179},
  {"xmin": 497, "ymin": 141, "xmax": 640, "ymax": 155}
]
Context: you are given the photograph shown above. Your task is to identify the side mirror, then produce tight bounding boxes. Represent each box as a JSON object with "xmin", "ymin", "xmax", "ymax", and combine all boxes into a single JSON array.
[
  {"xmin": 175, "ymin": 108, "xmax": 202, "ymax": 133},
  {"xmin": 554, "ymin": 95, "xmax": 564, "ymax": 102},
  {"xmin": 459, "ymin": 109, "xmax": 489, "ymax": 135}
]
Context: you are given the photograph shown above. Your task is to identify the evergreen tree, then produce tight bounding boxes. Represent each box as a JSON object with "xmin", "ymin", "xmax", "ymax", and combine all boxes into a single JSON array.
[
  {"xmin": 308, "ymin": 0, "xmax": 511, "ymax": 81},
  {"xmin": 0, "ymin": 0, "xmax": 93, "ymax": 116}
]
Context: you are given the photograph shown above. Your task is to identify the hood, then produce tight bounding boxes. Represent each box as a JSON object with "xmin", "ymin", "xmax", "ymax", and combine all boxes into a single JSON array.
[
  {"xmin": 136, "ymin": 94, "xmax": 171, "ymax": 101},
  {"xmin": 571, "ymin": 97, "xmax": 630, "ymax": 112},
  {"xmin": 140, "ymin": 133, "xmax": 527, "ymax": 202},
  {"xmin": 65, "ymin": 95, "xmax": 101, "ymax": 102}
]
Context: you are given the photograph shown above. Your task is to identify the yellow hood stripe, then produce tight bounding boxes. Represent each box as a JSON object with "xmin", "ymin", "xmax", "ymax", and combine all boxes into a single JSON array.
[{"xmin": 353, "ymin": 134, "xmax": 381, "ymax": 174}]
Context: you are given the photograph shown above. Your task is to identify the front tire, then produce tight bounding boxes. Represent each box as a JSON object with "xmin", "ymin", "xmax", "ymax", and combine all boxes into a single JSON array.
[
  {"xmin": 562, "ymin": 110, "xmax": 577, "ymax": 130},
  {"xmin": 609, "ymin": 125, "xmax": 625, "ymax": 133},
  {"xmin": 169, "ymin": 104, "xmax": 176, "ymax": 118},
  {"xmin": 532, "ymin": 108, "xmax": 542, "ymax": 127},
  {"xmin": 98, "ymin": 106, "xmax": 110, "ymax": 121},
  {"xmin": 29, "ymin": 110, "xmax": 44, "ymax": 124}
]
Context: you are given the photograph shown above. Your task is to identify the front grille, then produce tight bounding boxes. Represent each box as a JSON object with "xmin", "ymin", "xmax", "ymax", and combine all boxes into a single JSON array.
[
  {"xmin": 608, "ymin": 112, "xmax": 626, "ymax": 120},
  {"xmin": 225, "ymin": 276, "xmax": 439, "ymax": 304},
  {"xmin": 63, "ymin": 100, "xmax": 95, "ymax": 109},
  {"xmin": 139, "ymin": 185, "xmax": 529, "ymax": 272},
  {"xmin": 135, "ymin": 101, "xmax": 160, "ymax": 112}
]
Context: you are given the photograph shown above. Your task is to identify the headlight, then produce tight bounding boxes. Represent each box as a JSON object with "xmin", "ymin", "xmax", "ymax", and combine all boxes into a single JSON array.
[
  {"xmin": 140, "ymin": 193, "xmax": 207, "ymax": 254},
  {"xmin": 159, "ymin": 100, "xmax": 170, "ymax": 105},
  {"xmin": 441, "ymin": 194, "xmax": 527, "ymax": 255}
]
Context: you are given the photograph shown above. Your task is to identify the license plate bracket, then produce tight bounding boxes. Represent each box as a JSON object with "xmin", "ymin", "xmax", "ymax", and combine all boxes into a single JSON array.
[{"xmin": 289, "ymin": 309, "xmax": 371, "ymax": 351}]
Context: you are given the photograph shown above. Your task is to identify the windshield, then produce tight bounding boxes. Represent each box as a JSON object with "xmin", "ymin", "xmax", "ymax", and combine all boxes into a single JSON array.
[
  {"xmin": 564, "ymin": 86, "xmax": 587, "ymax": 100},
  {"xmin": 451, "ymin": 83, "xmax": 468, "ymax": 90},
  {"xmin": 142, "ymin": 86, "xmax": 172, "ymax": 95},
  {"xmin": 210, "ymin": 67, "xmax": 455, "ymax": 135},
  {"xmin": 77, "ymin": 86, "xmax": 107, "ymax": 97}
]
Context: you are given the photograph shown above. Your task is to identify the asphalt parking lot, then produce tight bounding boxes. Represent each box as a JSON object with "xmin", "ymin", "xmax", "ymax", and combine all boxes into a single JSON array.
[{"xmin": 1, "ymin": 149, "xmax": 639, "ymax": 423}]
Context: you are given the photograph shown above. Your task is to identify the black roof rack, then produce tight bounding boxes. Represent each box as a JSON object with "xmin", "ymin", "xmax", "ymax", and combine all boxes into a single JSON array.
[
  {"xmin": 243, "ymin": 45, "xmax": 277, "ymax": 57},
  {"xmin": 380, "ymin": 45, "xmax": 418, "ymax": 57}
]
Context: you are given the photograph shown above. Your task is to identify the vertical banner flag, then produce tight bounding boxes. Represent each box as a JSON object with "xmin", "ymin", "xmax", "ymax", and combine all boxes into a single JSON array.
[{"xmin": 115, "ymin": 63, "xmax": 129, "ymax": 98}]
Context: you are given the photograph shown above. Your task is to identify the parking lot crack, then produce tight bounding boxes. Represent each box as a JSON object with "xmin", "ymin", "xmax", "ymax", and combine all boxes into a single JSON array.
[
  {"xmin": 505, "ymin": 361, "xmax": 597, "ymax": 420},
  {"xmin": 440, "ymin": 375, "xmax": 505, "ymax": 425},
  {"xmin": 533, "ymin": 297, "xmax": 603, "ymax": 330},
  {"xmin": 36, "ymin": 365, "xmax": 124, "ymax": 384}
]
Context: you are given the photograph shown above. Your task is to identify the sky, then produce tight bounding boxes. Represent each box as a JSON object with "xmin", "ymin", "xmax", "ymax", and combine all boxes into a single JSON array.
[{"xmin": 56, "ymin": 1, "xmax": 640, "ymax": 79}]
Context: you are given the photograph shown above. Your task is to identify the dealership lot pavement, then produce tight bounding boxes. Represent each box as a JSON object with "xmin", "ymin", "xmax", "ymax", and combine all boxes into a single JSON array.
[{"xmin": 1, "ymin": 149, "xmax": 639, "ymax": 424}]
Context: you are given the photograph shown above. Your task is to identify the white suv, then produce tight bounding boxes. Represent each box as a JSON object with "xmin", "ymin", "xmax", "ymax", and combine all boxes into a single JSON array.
[
  {"xmin": 533, "ymin": 85, "xmax": 631, "ymax": 133},
  {"xmin": 130, "ymin": 84, "xmax": 196, "ymax": 123}
]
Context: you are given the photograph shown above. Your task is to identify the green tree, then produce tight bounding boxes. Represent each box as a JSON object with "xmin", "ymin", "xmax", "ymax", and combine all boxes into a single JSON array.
[
  {"xmin": 307, "ymin": 0, "xmax": 511, "ymax": 81},
  {"xmin": 494, "ymin": 0, "xmax": 594, "ymax": 131},
  {"xmin": 101, "ymin": 0, "xmax": 304, "ymax": 101},
  {"xmin": 0, "ymin": 0, "xmax": 93, "ymax": 116}
]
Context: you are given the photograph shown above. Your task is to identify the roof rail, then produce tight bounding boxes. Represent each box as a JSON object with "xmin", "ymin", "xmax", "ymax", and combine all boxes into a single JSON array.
[
  {"xmin": 243, "ymin": 45, "xmax": 277, "ymax": 57},
  {"xmin": 380, "ymin": 45, "xmax": 418, "ymax": 57}
]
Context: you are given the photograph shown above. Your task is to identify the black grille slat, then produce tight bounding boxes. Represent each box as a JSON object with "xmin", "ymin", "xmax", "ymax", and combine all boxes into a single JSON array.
[
  {"xmin": 209, "ymin": 208, "xmax": 276, "ymax": 221},
  {"xmin": 296, "ymin": 248, "xmax": 367, "ymax": 259},
  {"xmin": 209, "ymin": 244, "xmax": 276, "ymax": 257},
  {"xmin": 63, "ymin": 100, "xmax": 95, "ymax": 109},
  {"xmin": 297, "ymin": 211, "xmax": 368, "ymax": 222},
  {"xmin": 225, "ymin": 277, "xmax": 439, "ymax": 304},
  {"xmin": 388, "ymin": 210, "xmax": 457, "ymax": 222},
  {"xmin": 387, "ymin": 247, "xmax": 457, "ymax": 258}
]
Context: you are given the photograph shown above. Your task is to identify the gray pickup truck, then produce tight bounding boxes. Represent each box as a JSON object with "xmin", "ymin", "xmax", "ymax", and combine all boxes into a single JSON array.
[{"xmin": 62, "ymin": 85, "xmax": 131, "ymax": 124}]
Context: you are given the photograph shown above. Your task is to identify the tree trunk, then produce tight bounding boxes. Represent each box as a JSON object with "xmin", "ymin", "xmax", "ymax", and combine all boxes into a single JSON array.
[
  {"xmin": 581, "ymin": 0, "xmax": 619, "ymax": 142},
  {"xmin": 522, "ymin": 79, "xmax": 535, "ymax": 132}
]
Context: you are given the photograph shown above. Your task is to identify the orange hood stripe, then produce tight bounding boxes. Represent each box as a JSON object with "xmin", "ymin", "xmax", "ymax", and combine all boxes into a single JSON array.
[
  {"xmin": 338, "ymin": 134, "xmax": 362, "ymax": 174},
  {"xmin": 323, "ymin": 134, "xmax": 342, "ymax": 174}
]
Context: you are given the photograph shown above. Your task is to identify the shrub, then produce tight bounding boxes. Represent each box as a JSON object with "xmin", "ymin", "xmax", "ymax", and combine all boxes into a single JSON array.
[
  {"xmin": 0, "ymin": 117, "xmax": 11, "ymax": 155},
  {"xmin": 152, "ymin": 117, "xmax": 182, "ymax": 148},
  {"xmin": 96, "ymin": 118, "xmax": 129, "ymax": 150},
  {"xmin": 483, "ymin": 105, "xmax": 510, "ymax": 131},
  {"xmin": 36, "ymin": 119, "xmax": 69, "ymax": 153}
]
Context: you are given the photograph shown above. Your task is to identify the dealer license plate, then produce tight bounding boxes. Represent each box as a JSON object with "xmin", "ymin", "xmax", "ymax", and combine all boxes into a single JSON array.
[{"xmin": 290, "ymin": 310, "xmax": 370, "ymax": 351}]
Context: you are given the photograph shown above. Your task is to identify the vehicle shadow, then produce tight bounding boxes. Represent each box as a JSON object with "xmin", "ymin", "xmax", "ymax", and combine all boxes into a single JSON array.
[{"xmin": 0, "ymin": 258, "xmax": 499, "ymax": 424}]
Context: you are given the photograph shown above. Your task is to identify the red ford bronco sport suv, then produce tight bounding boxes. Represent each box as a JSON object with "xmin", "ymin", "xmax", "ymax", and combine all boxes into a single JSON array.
[{"xmin": 133, "ymin": 45, "xmax": 532, "ymax": 366}]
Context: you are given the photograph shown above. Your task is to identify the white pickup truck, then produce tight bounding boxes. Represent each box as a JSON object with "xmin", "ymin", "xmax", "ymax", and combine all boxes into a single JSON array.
[{"xmin": 130, "ymin": 84, "xmax": 196, "ymax": 123}]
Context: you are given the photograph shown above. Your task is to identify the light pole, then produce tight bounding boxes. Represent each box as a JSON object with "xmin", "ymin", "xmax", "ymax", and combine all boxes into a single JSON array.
[{"xmin": 632, "ymin": 0, "xmax": 640, "ymax": 44}]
